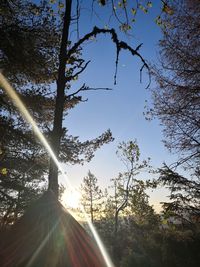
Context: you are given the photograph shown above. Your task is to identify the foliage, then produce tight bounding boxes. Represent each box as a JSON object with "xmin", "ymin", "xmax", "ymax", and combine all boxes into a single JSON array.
[
  {"xmin": 112, "ymin": 141, "xmax": 151, "ymax": 233},
  {"xmin": 90, "ymin": 141, "xmax": 157, "ymax": 263},
  {"xmin": 97, "ymin": 0, "xmax": 173, "ymax": 32},
  {"xmin": 96, "ymin": 186, "xmax": 200, "ymax": 267},
  {"xmin": 149, "ymin": 0, "xmax": 200, "ymax": 221},
  {"xmin": 159, "ymin": 164, "xmax": 200, "ymax": 223},
  {"xmin": 150, "ymin": 0, "xmax": 200, "ymax": 171},
  {"xmin": 1, "ymin": 0, "xmax": 60, "ymax": 85},
  {"xmin": 80, "ymin": 171, "xmax": 103, "ymax": 222}
]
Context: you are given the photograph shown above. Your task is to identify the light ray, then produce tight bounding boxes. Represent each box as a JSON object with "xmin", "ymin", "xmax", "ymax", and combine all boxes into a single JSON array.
[
  {"xmin": 0, "ymin": 73, "xmax": 115, "ymax": 267},
  {"xmin": 0, "ymin": 73, "xmax": 72, "ymax": 189},
  {"xmin": 82, "ymin": 206, "xmax": 115, "ymax": 267}
]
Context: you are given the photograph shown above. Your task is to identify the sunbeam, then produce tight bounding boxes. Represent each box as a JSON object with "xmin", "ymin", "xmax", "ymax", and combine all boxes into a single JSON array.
[
  {"xmin": 82, "ymin": 207, "xmax": 115, "ymax": 267},
  {"xmin": 0, "ymin": 73, "xmax": 114, "ymax": 267}
]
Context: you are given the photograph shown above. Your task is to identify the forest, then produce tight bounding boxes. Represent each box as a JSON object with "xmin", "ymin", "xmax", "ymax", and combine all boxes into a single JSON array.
[{"xmin": 0, "ymin": 0, "xmax": 200, "ymax": 267}]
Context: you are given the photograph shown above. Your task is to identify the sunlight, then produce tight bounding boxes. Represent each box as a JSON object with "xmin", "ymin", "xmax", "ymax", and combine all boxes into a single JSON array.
[
  {"xmin": 0, "ymin": 73, "xmax": 114, "ymax": 267},
  {"xmin": 62, "ymin": 189, "xmax": 81, "ymax": 209},
  {"xmin": 82, "ymin": 207, "xmax": 115, "ymax": 267}
]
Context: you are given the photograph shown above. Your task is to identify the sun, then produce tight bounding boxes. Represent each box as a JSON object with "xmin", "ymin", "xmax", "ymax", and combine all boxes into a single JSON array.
[{"xmin": 62, "ymin": 189, "xmax": 81, "ymax": 209}]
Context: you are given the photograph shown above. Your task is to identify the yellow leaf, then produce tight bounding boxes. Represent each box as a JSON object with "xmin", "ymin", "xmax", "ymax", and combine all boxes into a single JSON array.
[
  {"xmin": 1, "ymin": 168, "xmax": 7, "ymax": 175},
  {"xmin": 58, "ymin": 2, "xmax": 64, "ymax": 9},
  {"xmin": 118, "ymin": 2, "xmax": 122, "ymax": 7},
  {"xmin": 131, "ymin": 8, "xmax": 136, "ymax": 15},
  {"xmin": 162, "ymin": 219, "xmax": 168, "ymax": 225},
  {"xmin": 162, "ymin": 4, "xmax": 174, "ymax": 15},
  {"xmin": 147, "ymin": 1, "xmax": 152, "ymax": 8}
]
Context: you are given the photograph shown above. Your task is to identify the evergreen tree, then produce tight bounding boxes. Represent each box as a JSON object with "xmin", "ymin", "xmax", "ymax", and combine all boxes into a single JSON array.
[{"xmin": 80, "ymin": 171, "xmax": 103, "ymax": 223}]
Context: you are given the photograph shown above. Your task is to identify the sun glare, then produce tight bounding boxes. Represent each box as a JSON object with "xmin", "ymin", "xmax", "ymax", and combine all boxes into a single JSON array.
[{"xmin": 62, "ymin": 189, "xmax": 81, "ymax": 209}]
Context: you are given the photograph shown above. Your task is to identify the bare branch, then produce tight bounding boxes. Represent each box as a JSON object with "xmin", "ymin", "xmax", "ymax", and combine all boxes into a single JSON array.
[
  {"xmin": 66, "ymin": 26, "xmax": 150, "ymax": 85},
  {"xmin": 65, "ymin": 60, "xmax": 91, "ymax": 82},
  {"xmin": 67, "ymin": 83, "xmax": 112, "ymax": 99}
]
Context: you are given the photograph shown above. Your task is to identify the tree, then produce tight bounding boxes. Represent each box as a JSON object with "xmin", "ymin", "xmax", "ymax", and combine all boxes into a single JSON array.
[
  {"xmin": 0, "ymin": 0, "xmax": 57, "ymax": 223},
  {"xmin": 1, "ymin": 0, "xmax": 59, "ymax": 85},
  {"xmin": 112, "ymin": 140, "xmax": 151, "ymax": 234},
  {"xmin": 103, "ymin": 141, "xmax": 155, "ymax": 263},
  {"xmin": 46, "ymin": 0, "xmax": 153, "ymax": 198},
  {"xmin": 150, "ymin": 0, "xmax": 200, "ymax": 220},
  {"xmin": 0, "ymin": 0, "xmax": 114, "ymax": 224},
  {"xmin": 150, "ymin": 0, "xmax": 200, "ymax": 171},
  {"xmin": 80, "ymin": 171, "xmax": 103, "ymax": 223},
  {"xmin": 159, "ymin": 164, "xmax": 200, "ymax": 224}
]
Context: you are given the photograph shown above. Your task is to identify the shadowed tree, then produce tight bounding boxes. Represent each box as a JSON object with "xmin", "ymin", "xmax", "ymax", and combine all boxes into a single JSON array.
[
  {"xmin": 150, "ymin": 0, "xmax": 200, "ymax": 170},
  {"xmin": 149, "ymin": 0, "xmax": 200, "ymax": 220}
]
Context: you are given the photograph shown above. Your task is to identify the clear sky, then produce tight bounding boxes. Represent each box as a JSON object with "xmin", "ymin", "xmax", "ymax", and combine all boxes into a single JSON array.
[{"xmin": 60, "ymin": 1, "xmax": 176, "ymax": 211}]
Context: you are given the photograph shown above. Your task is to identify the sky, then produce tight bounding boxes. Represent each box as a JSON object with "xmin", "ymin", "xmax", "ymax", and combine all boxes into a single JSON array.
[{"xmin": 58, "ymin": 1, "xmax": 177, "ymax": 212}]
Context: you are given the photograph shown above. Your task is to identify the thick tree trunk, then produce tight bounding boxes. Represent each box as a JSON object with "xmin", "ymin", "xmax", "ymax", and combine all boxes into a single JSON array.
[{"xmin": 48, "ymin": 0, "xmax": 72, "ymax": 198}]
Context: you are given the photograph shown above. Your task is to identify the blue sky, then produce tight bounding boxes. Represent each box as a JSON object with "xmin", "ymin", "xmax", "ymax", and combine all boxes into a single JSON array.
[{"xmin": 60, "ymin": 1, "xmax": 176, "ymax": 211}]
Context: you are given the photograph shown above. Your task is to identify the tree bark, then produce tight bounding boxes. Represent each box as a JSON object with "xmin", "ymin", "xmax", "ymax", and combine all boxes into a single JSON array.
[{"xmin": 48, "ymin": 0, "xmax": 72, "ymax": 198}]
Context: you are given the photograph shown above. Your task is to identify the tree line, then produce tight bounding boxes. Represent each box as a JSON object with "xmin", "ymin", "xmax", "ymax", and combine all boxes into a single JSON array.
[{"xmin": 76, "ymin": 139, "xmax": 200, "ymax": 267}]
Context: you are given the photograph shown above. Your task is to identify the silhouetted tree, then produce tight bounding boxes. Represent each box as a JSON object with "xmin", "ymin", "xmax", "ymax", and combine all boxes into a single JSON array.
[
  {"xmin": 151, "ymin": 0, "xmax": 200, "ymax": 171},
  {"xmin": 150, "ymin": 0, "xmax": 200, "ymax": 221},
  {"xmin": 159, "ymin": 164, "xmax": 200, "ymax": 223}
]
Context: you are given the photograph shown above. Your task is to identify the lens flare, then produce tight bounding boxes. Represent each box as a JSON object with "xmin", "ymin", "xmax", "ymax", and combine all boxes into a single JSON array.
[
  {"xmin": 0, "ymin": 73, "xmax": 114, "ymax": 267},
  {"xmin": 26, "ymin": 219, "xmax": 60, "ymax": 267},
  {"xmin": 0, "ymin": 73, "xmax": 72, "ymax": 190},
  {"xmin": 82, "ymin": 207, "xmax": 115, "ymax": 267}
]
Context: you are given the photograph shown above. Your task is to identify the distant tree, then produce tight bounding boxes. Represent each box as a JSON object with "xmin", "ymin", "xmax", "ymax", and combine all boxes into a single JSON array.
[
  {"xmin": 128, "ymin": 179, "xmax": 158, "ymax": 226},
  {"xmin": 80, "ymin": 171, "xmax": 103, "ymax": 223}
]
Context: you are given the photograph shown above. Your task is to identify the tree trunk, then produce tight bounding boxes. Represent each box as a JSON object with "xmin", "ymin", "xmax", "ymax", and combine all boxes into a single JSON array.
[{"xmin": 48, "ymin": 0, "xmax": 72, "ymax": 198}]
